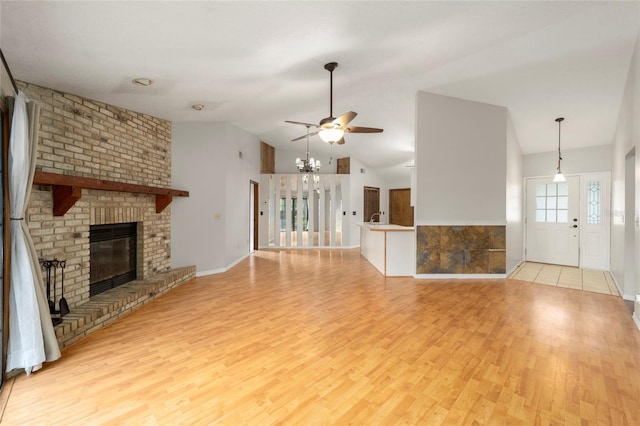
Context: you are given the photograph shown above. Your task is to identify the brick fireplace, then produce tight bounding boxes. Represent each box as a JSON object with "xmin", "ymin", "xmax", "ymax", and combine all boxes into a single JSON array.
[{"xmin": 19, "ymin": 81, "xmax": 194, "ymax": 346}]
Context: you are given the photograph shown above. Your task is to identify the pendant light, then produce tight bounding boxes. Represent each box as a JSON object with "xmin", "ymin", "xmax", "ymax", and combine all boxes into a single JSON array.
[
  {"xmin": 553, "ymin": 117, "xmax": 566, "ymax": 183},
  {"xmin": 295, "ymin": 125, "xmax": 321, "ymax": 173}
]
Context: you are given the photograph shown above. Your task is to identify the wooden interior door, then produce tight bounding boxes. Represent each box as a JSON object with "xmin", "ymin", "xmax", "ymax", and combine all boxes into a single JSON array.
[
  {"xmin": 389, "ymin": 188, "xmax": 413, "ymax": 226},
  {"xmin": 363, "ymin": 187, "xmax": 380, "ymax": 222}
]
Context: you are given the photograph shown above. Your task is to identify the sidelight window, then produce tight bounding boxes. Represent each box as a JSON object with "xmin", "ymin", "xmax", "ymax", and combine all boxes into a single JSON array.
[{"xmin": 587, "ymin": 181, "xmax": 601, "ymax": 225}]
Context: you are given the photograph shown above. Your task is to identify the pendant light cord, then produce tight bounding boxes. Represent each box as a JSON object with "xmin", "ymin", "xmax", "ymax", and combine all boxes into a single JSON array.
[{"xmin": 556, "ymin": 117, "xmax": 564, "ymax": 173}]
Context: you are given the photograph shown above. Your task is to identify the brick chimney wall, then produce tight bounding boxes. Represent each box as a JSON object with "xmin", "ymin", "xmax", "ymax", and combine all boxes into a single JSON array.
[{"xmin": 19, "ymin": 81, "xmax": 173, "ymax": 309}]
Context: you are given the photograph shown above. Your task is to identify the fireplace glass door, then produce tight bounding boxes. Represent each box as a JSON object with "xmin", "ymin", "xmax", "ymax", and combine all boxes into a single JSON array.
[{"xmin": 90, "ymin": 223, "xmax": 137, "ymax": 296}]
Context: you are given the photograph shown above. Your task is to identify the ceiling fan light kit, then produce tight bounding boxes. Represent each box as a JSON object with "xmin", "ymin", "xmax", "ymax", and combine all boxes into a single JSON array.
[
  {"xmin": 285, "ymin": 61, "xmax": 383, "ymax": 146},
  {"xmin": 319, "ymin": 128, "xmax": 344, "ymax": 143}
]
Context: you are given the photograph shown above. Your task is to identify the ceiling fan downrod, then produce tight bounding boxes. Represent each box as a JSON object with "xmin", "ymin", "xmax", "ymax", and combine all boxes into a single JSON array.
[{"xmin": 325, "ymin": 62, "xmax": 338, "ymax": 119}]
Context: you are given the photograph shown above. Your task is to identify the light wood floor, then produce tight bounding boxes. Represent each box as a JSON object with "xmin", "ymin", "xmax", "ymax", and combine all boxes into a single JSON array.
[
  {"xmin": 510, "ymin": 262, "xmax": 619, "ymax": 295},
  {"xmin": 2, "ymin": 249, "xmax": 640, "ymax": 425},
  {"xmin": 278, "ymin": 230, "xmax": 342, "ymax": 247}
]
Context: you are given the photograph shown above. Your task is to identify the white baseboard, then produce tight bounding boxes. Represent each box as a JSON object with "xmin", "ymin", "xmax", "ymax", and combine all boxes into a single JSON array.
[
  {"xmin": 608, "ymin": 271, "xmax": 628, "ymax": 299},
  {"xmin": 506, "ymin": 260, "xmax": 525, "ymax": 277},
  {"xmin": 195, "ymin": 253, "xmax": 249, "ymax": 277},
  {"xmin": 414, "ymin": 273, "xmax": 506, "ymax": 279},
  {"xmin": 633, "ymin": 311, "xmax": 640, "ymax": 331},
  {"xmin": 258, "ymin": 246, "xmax": 360, "ymax": 250}
]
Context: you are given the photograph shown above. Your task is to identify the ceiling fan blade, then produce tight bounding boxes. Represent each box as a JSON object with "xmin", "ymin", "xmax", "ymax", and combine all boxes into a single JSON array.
[
  {"xmin": 291, "ymin": 130, "xmax": 319, "ymax": 142},
  {"xmin": 285, "ymin": 120, "xmax": 319, "ymax": 128},
  {"xmin": 345, "ymin": 126, "xmax": 384, "ymax": 133},
  {"xmin": 336, "ymin": 137, "xmax": 346, "ymax": 145},
  {"xmin": 333, "ymin": 111, "xmax": 357, "ymax": 127}
]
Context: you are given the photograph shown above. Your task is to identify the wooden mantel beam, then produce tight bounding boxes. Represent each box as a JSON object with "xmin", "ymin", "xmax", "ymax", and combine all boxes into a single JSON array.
[{"xmin": 33, "ymin": 171, "xmax": 189, "ymax": 216}]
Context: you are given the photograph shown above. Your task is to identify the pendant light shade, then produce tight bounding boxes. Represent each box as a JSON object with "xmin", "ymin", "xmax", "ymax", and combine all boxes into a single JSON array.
[{"xmin": 553, "ymin": 117, "xmax": 566, "ymax": 183}]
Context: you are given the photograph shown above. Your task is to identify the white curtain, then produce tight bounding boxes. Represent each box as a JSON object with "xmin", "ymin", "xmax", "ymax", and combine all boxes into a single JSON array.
[{"xmin": 6, "ymin": 92, "xmax": 60, "ymax": 374}]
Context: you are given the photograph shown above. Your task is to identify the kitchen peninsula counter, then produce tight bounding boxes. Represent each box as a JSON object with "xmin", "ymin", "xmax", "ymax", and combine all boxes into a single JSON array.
[{"xmin": 358, "ymin": 223, "xmax": 415, "ymax": 276}]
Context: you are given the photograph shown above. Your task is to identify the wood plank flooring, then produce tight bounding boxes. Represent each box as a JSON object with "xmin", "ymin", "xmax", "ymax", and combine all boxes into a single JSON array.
[{"xmin": 2, "ymin": 249, "xmax": 639, "ymax": 425}]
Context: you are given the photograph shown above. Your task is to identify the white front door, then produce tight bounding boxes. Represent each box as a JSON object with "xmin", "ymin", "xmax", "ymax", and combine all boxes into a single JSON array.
[{"xmin": 526, "ymin": 176, "xmax": 580, "ymax": 267}]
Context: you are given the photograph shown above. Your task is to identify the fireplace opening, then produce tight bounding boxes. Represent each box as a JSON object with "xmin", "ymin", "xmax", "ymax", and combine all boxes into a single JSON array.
[{"xmin": 90, "ymin": 222, "xmax": 137, "ymax": 297}]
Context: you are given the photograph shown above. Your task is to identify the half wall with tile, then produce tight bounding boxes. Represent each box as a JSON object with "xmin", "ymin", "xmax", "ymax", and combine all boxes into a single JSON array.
[{"xmin": 416, "ymin": 226, "xmax": 506, "ymax": 274}]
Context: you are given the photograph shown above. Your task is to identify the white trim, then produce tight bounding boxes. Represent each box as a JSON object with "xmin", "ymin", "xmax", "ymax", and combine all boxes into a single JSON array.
[
  {"xmin": 259, "ymin": 245, "xmax": 360, "ymax": 250},
  {"xmin": 195, "ymin": 254, "xmax": 249, "ymax": 277},
  {"xmin": 506, "ymin": 260, "xmax": 524, "ymax": 277},
  {"xmin": 608, "ymin": 271, "xmax": 634, "ymax": 300},
  {"xmin": 414, "ymin": 221, "xmax": 507, "ymax": 226},
  {"xmin": 633, "ymin": 312, "xmax": 640, "ymax": 331},
  {"xmin": 414, "ymin": 273, "xmax": 506, "ymax": 279}
]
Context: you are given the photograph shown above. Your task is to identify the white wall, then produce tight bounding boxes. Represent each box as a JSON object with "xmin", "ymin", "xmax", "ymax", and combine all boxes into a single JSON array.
[
  {"xmin": 523, "ymin": 145, "xmax": 612, "ymax": 177},
  {"xmin": 347, "ymin": 157, "xmax": 391, "ymax": 247},
  {"xmin": 224, "ymin": 124, "xmax": 262, "ymax": 265},
  {"xmin": 506, "ymin": 113, "xmax": 524, "ymax": 273},
  {"xmin": 171, "ymin": 122, "xmax": 261, "ymax": 275},
  {"xmin": 610, "ymin": 25, "xmax": 640, "ymax": 304},
  {"xmin": 415, "ymin": 92, "xmax": 507, "ymax": 225}
]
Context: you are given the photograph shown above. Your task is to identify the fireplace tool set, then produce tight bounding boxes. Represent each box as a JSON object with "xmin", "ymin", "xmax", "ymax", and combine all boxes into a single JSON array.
[{"xmin": 40, "ymin": 259, "xmax": 70, "ymax": 326}]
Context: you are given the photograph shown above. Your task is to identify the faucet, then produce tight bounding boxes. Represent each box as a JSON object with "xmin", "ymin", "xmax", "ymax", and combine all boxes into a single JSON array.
[{"xmin": 369, "ymin": 212, "xmax": 381, "ymax": 224}]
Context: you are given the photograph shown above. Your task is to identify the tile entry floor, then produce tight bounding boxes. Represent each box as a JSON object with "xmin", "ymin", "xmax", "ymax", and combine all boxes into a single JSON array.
[{"xmin": 509, "ymin": 262, "xmax": 619, "ymax": 296}]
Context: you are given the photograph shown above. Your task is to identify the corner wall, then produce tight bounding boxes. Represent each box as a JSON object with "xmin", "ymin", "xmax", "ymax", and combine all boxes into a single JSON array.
[
  {"xmin": 415, "ymin": 92, "xmax": 507, "ymax": 225},
  {"xmin": 506, "ymin": 114, "xmax": 524, "ymax": 273},
  {"xmin": 347, "ymin": 157, "xmax": 391, "ymax": 247},
  {"xmin": 171, "ymin": 122, "xmax": 261, "ymax": 275},
  {"xmin": 415, "ymin": 92, "xmax": 508, "ymax": 276},
  {"xmin": 610, "ymin": 24, "xmax": 640, "ymax": 306}
]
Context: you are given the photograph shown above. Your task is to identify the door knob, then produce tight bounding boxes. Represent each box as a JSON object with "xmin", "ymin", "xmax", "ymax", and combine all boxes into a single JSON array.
[{"xmin": 571, "ymin": 224, "xmax": 578, "ymax": 228}]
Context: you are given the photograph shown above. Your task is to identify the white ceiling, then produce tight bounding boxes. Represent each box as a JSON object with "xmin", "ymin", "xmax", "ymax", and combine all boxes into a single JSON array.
[{"xmin": 1, "ymin": 1, "xmax": 639, "ymax": 179}]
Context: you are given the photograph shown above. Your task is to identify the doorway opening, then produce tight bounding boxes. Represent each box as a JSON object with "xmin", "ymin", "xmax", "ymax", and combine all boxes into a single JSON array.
[
  {"xmin": 250, "ymin": 180, "xmax": 258, "ymax": 252},
  {"xmin": 364, "ymin": 186, "xmax": 380, "ymax": 223},
  {"xmin": 624, "ymin": 148, "xmax": 636, "ymax": 298}
]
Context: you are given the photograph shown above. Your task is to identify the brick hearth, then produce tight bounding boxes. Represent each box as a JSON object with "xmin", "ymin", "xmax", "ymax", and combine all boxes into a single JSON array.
[{"xmin": 55, "ymin": 266, "xmax": 195, "ymax": 349}]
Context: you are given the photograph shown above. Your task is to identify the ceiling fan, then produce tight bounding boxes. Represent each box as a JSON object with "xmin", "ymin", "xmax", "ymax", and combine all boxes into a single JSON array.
[{"xmin": 286, "ymin": 62, "xmax": 383, "ymax": 145}]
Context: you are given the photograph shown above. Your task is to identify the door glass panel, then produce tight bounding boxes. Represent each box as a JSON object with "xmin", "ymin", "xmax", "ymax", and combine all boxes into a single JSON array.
[
  {"xmin": 587, "ymin": 181, "xmax": 601, "ymax": 224},
  {"xmin": 546, "ymin": 210, "xmax": 557, "ymax": 222},
  {"xmin": 547, "ymin": 183, "xmax": 557, "ymax": 196},
  {"xmin": 557, "ymin": 196, "xmax": 568, "ymax": 209},
  {"xmin": 547, "ymin": 197, "xmax": 557, "ymax": 209},
  {"xmin": 557, "ymin": 183, "xmax": 568, "ymax": 196},
  {"xmin": 557, "ymin": 210, "xmax": 568, "ymax": 223},
  {"xmin": 535, "ymin": 183, "xmax": 570, "ymax": 223}
]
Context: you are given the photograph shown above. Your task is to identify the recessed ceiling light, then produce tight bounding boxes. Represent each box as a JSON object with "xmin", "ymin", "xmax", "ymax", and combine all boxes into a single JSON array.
[
  {"xmin": 191, "ymin": 104, "xmax": 205, "ymax": 111},
  {"xmin": 132, "ymin": 78, "xmax": 153, "ymax": 87}
]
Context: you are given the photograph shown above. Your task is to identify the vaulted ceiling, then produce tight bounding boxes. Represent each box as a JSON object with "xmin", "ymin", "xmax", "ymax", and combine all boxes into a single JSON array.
[{"xmin": 2, "ymin": 1, "xmax": 639, "ymax": 178}]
